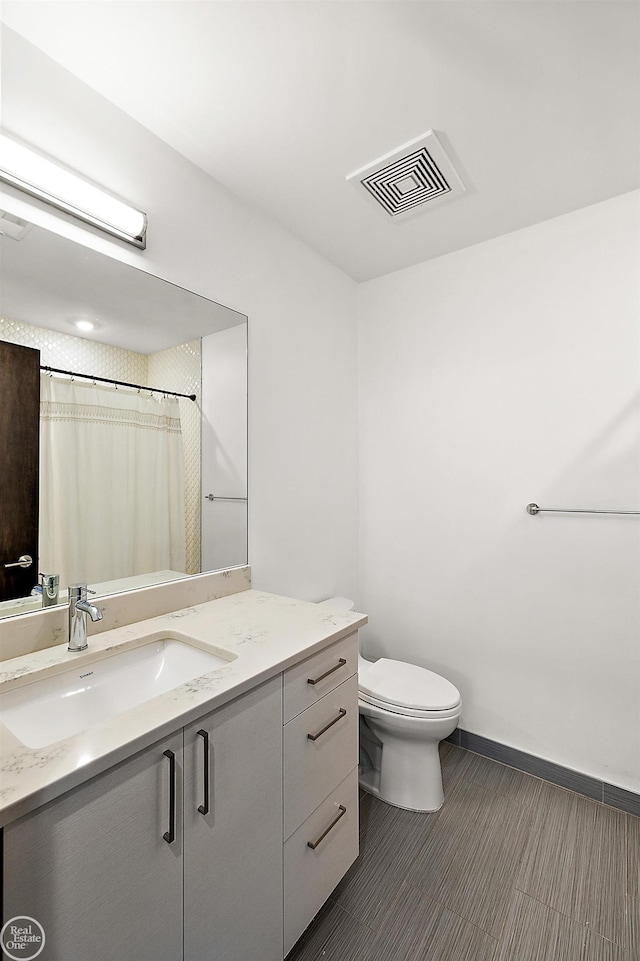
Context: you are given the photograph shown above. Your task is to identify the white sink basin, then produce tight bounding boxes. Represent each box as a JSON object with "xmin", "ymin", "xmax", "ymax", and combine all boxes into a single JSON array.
[{"xmin": 0, "ymin": 638, "xmax": 235, "ymax": 749}]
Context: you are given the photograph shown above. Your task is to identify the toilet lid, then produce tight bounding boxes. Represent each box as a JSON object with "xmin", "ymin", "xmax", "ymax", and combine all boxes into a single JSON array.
[{"xmin": 359, "ymin": 658, "xmax": 461, "ymax": 711}]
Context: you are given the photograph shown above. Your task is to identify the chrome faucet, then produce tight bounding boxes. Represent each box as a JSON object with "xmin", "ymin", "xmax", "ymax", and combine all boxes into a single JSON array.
[
  {"xmin": 68, "ymin": 584, "xmax": 103, "ymax": 652},
  {"xmin": 40, "ymin": 573, "xmax": 60, "ymax": 608}
]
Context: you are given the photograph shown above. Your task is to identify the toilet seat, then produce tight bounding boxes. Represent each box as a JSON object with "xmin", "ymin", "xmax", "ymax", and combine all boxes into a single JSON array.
[
  {"xmin": 359, "ymin": 691, "xmax": 461, "ymax": 719},
  {"xmin": 359, "ymin": 658, "xmax": 461, "ymax": 714}
]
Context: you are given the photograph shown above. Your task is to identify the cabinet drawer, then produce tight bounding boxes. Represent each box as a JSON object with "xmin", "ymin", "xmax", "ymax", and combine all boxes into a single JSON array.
[
  {"xmin": 284, "ymin": 674, "xmax": 358, "ymax": 838},
  {"xmin": 284, "ymin": 767, "xmax": 359, "ymax": 956},
  {"xmin": 284, "ymin": 631, "xmax": 358, "ymax": 722}
]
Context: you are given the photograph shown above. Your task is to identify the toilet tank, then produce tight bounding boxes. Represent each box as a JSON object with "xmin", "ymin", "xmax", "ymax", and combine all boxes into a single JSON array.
[{"xmin": 318, "ymin": 597, "xmax": 356, "ymax": 612}]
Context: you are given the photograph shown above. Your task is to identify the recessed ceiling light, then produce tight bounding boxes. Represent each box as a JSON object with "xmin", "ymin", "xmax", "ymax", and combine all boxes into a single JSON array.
[{"xmin": 75, "ymin": 320, "xmax": 96, "ymax": 332}]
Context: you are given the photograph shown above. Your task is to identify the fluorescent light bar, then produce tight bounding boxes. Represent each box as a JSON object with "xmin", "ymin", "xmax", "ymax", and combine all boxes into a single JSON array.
[{"xmin": 0, "ymin": 134, "xmax": 147, "ymax": 248}]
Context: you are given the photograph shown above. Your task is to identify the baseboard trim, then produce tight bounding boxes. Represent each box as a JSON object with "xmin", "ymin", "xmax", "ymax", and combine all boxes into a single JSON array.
[{"xmin": 446, "ymin": 728, "xmax": 640, "ymax": 818}]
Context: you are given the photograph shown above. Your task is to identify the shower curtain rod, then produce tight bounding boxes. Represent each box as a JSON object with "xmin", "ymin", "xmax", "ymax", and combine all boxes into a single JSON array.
[{"xmin": 40, "ymin": 365, "xmax": 197, "ymax": 401}]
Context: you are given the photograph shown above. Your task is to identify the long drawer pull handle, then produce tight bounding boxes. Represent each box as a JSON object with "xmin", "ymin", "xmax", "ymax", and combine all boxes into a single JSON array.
[
  {"xmin": 197, "ymin": 729, "xmax": 210, "ymax": 815},
  {"xmin": 307, "ymin": 805, "xmax": 347, "ymax": 850},
  {"xmin": 163, "ymin": 750, "xmax": 176, "ymax": 844},
  {"xmin": 307, "ymin": 708, "xmax": 347, "ymax": 742},
  {"xmin": 307, "ymin": 657, "xmax": 347, "ymax": 686}
]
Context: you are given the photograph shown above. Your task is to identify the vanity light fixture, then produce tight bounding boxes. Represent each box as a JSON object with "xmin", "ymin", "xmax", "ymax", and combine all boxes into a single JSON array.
[{"xmin": 0, "ymin": 133, "xmax": 147, "ymax": 249}]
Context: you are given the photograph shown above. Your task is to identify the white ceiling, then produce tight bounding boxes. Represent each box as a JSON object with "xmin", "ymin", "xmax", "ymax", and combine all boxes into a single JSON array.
[
  {"xmin": 1, "ymin": 222, "xmax": 246, "ymax": 354},
  {"xmin": 2, "ymin": 1, "xmax": 639, "ymax": 282}
]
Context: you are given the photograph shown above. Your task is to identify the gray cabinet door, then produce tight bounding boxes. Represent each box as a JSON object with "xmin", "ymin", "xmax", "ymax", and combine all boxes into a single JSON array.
[
  {"xmin": 3, "ymin": 731, "xmax": 184, "ymax": 961},
  {"xmin": 183, "ymin": 675, "xmax": 283, "ymax": 961}
]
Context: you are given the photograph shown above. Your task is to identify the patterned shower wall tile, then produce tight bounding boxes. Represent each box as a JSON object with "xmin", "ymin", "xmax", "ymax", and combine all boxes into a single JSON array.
[{"xmin": 0, "ymin": 316, "xmax": 148, "ymax": 382}]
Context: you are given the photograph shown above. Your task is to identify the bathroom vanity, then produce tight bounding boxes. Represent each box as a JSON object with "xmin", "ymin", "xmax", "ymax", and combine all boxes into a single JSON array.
[{"xmin": 0, "ymin": 588, "xmax": 366, "ymax": 961}]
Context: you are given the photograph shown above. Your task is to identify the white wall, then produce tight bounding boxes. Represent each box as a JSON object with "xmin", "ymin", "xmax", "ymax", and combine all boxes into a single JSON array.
[
  {"xmin": 0, "ymin": 28, "xmax": 359, "ymax": 603},
  {"xmin": 358, "ymin": 192, "xmax": 640, "ymax": 793},
  {"xmin": 201, "ymin": 325, "xmax": 247, "ymax": 572}
]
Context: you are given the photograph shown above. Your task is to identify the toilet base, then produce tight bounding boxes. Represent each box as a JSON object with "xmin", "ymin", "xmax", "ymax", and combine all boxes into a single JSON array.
[
  {"xmin": 358, "ymin": 766, "xmax": 443, "ymax": 813},
  {"xmin": 359, "ymin": 707, "xmax": 459, "ymax": 813}
]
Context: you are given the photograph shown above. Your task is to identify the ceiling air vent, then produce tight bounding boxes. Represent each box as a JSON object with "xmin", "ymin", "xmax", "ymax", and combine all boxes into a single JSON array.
[{"xmin": 346, "ymin": 131, "xmax": 465, "ymax": 221}]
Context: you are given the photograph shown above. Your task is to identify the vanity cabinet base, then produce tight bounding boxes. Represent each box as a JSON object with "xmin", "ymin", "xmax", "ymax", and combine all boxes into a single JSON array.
[
  {"xmin": 3, "ymin": 730, "xmax": 184, "ymax": 961},
  {"xmin": 2, "ymin": 677, "xmax": 283, "ymax": 961},
  {"xmin": 1, "ymin": 631, "xmax": 362, "ymax": 961},
  {"xmin": 282, "ymin": 632, "xmax": 360, "ymax": 956},
  {"xmin": 284, "ymin": 767, "xmax": 359, "ymax": 956}
]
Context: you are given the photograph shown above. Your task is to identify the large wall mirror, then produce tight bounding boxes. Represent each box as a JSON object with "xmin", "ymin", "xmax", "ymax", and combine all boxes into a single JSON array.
[{"xmin": 0, "ymin": 213, "xmax": 247, "ymax": 621}]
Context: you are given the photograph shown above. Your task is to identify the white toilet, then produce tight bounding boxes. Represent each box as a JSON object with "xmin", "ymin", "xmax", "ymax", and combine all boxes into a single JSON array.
[{"xmin": 319, "ymin": 597, "xmax": 462, "ymax": 813}]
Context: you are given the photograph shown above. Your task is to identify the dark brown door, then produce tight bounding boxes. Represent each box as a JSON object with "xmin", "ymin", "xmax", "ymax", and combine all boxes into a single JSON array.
[{"xmin": 0, "ymin": 341, "xmax": 40, "ymax": 602}]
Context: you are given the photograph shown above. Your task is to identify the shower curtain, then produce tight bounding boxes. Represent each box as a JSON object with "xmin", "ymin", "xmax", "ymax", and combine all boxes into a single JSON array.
[{"xmin": 39, "ymin": 375, "xmax": 186, "ymax": 587}]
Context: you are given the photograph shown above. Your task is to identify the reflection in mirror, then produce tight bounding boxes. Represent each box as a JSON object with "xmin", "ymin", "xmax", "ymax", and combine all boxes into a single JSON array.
[{"xmin": 0, "ymin": 216, "xmax": 247, "ymax": 620}]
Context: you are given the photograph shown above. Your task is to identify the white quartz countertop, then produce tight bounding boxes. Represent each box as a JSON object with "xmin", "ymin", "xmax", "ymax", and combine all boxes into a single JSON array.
[{"xmin": 0, "ymin": 589, "xmax": 367, "ymax": 826}]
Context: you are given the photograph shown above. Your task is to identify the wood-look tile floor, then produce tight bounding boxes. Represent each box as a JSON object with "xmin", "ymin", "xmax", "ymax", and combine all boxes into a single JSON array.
[{"xmin": 286, "ymin": 744, "xmax": 639, "ymax": 961}]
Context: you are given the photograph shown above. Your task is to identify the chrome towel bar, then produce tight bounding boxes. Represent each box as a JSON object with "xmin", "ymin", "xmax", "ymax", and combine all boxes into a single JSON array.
[{"xmin": 526, "ymin": 503, "xmax": 640, "ymax": 516}]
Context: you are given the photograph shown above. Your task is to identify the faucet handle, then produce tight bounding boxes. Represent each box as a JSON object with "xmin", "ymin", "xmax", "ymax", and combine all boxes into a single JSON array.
[{"xmin": 69, "ymin": 583, "xmax": 96, "ymax": 595}]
